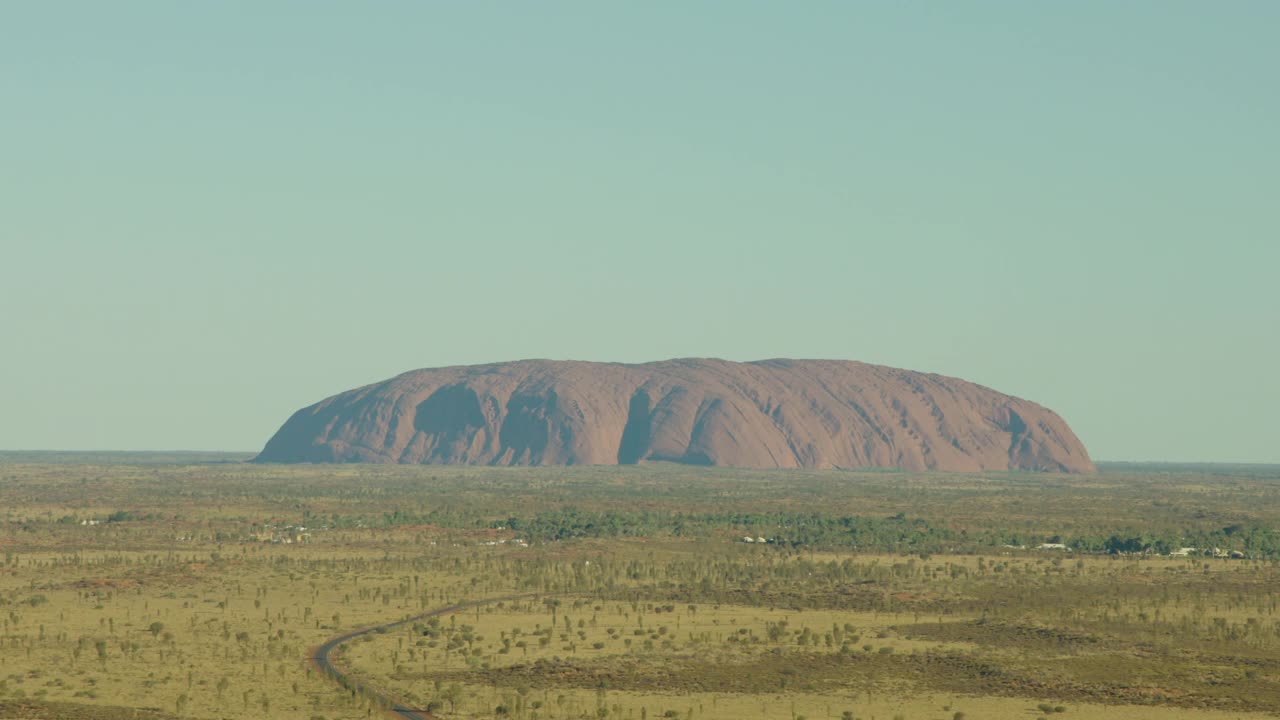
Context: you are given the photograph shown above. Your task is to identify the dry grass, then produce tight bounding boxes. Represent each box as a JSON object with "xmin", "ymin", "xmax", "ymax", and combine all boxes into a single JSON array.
[{"xmin": 2, "ymin": 459, "xmax": 1279, "ymax": 719}]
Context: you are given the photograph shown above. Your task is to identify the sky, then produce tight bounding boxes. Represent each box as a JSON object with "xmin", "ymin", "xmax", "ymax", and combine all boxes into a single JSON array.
[{"xmin": 2, "ymin": 2, "xmax": 1277, "ymax": 462}]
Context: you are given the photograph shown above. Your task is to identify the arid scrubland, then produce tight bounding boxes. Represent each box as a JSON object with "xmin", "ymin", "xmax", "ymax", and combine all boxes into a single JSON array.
[{"xmin": 2, "ymin": 456, "xmax": 1279, "ymax": 719}]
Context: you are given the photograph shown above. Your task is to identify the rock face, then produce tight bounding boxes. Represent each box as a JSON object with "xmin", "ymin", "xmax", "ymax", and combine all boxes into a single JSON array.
[{"xmin": 254, "ymin": 359, "xmax": 1093, "ymax": 473}]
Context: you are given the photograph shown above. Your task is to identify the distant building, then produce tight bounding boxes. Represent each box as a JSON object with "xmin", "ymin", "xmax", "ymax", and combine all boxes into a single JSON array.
[{"xmin": 1037, "ymin": 543, "xmax": 1068, "ymax": 550}]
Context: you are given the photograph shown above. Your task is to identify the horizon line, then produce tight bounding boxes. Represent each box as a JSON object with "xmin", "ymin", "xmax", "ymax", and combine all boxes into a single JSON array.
[{"xmin": 0, "ymin": 450, "xmax": 1277, "ymax": 467}]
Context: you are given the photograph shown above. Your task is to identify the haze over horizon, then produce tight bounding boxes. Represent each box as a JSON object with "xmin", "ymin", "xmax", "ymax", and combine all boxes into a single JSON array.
[{"xmin": 3, "ymin": 3, "xmax": 1277, "ymax": 463}]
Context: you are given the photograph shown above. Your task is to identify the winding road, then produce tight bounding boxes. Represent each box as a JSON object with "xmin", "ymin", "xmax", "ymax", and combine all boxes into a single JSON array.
[{"xmin": 309, "ymin": 594, "xmax": 534, "ymax": 719}]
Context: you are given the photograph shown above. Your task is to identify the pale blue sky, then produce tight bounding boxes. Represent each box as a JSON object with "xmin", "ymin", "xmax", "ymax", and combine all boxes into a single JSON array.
[{"xmin": 2, "ymin": 2, "xmax": 1277, "ymax": 462}]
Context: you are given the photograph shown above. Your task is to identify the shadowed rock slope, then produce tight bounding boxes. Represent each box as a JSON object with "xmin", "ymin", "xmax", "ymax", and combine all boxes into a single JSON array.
[{"xmin": 254, "ymin": 359, "xmax": 1093, "ymax": 473}]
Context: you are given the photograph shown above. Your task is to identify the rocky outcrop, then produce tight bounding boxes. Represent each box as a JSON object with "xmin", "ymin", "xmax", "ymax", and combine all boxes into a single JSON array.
[{"xmin": 254, "ymin": 358, "xmax": 1093, "ymax": 472}]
